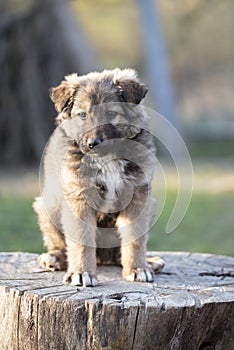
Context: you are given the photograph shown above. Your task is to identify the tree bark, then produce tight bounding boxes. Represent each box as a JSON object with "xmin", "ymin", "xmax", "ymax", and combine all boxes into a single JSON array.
[
  {"xmin": 0, "ymin": 0, "xmax": 98, "ymax": 165},
  {"xmin": 0, "ymin": 252, "xmax": 233, "ymax": 350}
]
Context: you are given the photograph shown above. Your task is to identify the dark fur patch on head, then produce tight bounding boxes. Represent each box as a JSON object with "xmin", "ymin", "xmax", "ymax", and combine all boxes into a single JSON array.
[{"xmin": 116, "ymin": 80, "xmax": 148, "ymax": 104}]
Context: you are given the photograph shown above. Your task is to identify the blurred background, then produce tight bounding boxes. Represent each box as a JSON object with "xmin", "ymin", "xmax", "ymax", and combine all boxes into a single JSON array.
[{"xmin": 0, "ymin": 0, "xmax": 233, "ymax": 256}]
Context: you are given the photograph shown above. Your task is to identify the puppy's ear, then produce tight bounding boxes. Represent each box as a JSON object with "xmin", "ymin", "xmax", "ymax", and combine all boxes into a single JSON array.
[
  {"xmin": 50, "ymin": 74, "xmax": 79, "ymax": 113},
  {"xmin": 114, "ymin": 68, "xmax": 148, "ymax": 104}
]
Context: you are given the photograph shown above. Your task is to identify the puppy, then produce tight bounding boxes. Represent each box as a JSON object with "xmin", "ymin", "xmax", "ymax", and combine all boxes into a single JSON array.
[{"xmin": 33, "ymin": 68, "xmax": 164, "ymax": 286}]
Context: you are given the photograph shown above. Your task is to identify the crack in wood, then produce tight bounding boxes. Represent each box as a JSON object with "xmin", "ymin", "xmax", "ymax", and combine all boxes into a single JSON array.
[
  {"xmin": 167, "ymin": 308, "xmax": 185, "ymax": 350},
  {"xmin": 131, "ymin": 304, "xmax": 140, "ymax": 350},
  {"xmin": 199, "ymin": 272, "xmax": 234, "ymax": 277},
  {"xmin": 17, "ymin": 293, "xmax": 21, "ymax": 350},
  {"xmin": 36, "ymin": 299, "xmax": 39, "ymax": 350}
]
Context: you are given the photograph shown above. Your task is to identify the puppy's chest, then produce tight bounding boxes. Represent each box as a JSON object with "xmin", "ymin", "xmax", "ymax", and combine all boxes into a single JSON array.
[{"xmin": 80, "ymin": 157, "xmax": 127, "ymax": 201}]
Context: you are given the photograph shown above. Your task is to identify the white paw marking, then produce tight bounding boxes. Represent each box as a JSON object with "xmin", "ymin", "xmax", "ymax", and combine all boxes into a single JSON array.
[
  {"xmin": 135, "ymin": 268, "xmax": 154, "ymax": 282},
  {"xmin": 145, "ymin": 269, "xmax": 154, "ymax": 282},
  {"xmin": 63, "ymin": 271, "xmax": 97, "ymax": 287},
  {"xmin": 124, "ymin": 267, "xmax": 154, "ymax": 283}
]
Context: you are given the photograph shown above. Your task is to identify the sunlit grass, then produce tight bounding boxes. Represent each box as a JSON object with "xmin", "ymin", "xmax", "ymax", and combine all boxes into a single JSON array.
[
  {"xmin": 0, "ymin": 196, "xmax": 43, "ymax": 253},
  {"xmin": 148, "ymin": 190, "xmax": 234, "ymax": 256}
]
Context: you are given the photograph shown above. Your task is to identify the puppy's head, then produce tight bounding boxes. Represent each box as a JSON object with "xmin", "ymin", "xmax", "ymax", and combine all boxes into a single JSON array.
[{"xmin": 50, "ymin": 68, "xmax": 148, "ymax": 153}]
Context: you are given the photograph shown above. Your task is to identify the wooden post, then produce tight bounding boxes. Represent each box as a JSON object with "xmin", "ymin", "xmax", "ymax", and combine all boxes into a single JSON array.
[{"xmin": 0, "ymin": 252, "xmax": 233, "ymax": 349}]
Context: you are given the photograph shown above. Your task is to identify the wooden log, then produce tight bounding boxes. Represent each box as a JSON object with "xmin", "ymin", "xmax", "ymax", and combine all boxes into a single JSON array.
[{"xmin": 0, "ymin": 252, "xmax": 233, "ymax": 350}]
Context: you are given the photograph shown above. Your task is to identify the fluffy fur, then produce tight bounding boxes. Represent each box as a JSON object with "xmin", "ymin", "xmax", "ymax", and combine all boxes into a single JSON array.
[{"xmin": 33, "ymin": 68, "xmax": 164, "ymax": 286}]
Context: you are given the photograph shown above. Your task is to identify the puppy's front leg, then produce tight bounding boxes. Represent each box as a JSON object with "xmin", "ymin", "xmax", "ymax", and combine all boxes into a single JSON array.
[
  {"xmin": 64, "ymin": 240, "xmax": 97, "ymax": 287},
  {"xmin": 121, "ymin": 233, "xmax": 152, "ymax": 282},
  {"xmin": 117, "ymin": 192, "xmax": 163, "ymax": 282},
  {"xmin": 61, "ymin": 202, "xmax": 97, "ymax": 286}
]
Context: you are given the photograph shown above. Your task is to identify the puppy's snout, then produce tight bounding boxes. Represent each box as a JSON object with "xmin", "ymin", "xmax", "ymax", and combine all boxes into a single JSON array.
[{"xmin": 87, "ymin": 138, "xmax": 102, "ymax": 149}]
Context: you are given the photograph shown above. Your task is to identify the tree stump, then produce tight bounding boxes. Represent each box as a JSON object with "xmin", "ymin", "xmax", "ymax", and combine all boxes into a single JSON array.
[{"xmin": 0, "ymin": 252, "xmax": 233, "ymax": 350}]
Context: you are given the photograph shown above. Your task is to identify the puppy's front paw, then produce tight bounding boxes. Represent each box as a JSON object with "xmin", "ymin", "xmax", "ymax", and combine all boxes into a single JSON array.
[
  {"xmin": 123, "ymin": 267, "xmax": 154, "ymax": 283},
  {"xmin": 63, "ymin": 271, "xmax": 98, "ymax": 287}
]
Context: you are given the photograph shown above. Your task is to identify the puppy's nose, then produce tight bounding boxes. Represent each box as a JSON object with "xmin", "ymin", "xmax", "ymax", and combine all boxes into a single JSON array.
[{"xmin": 87, "ymin": 138, "xmax": 102, "ymax": 149}]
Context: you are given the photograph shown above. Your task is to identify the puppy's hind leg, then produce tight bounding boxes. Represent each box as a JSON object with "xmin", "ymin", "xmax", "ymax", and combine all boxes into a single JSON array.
[
  {"xmin": 146, "ymin": 255, "xmax": 165, "ymax": 273},
  {"xmin": 33, "ymin": 197, "xmax": 67, "ymax": 271}
]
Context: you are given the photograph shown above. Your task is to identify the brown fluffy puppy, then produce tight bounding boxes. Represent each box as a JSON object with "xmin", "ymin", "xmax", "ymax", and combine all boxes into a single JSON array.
[{"xmin": 33, "ymin": 68, "xmax": 164, "ymax": 286}]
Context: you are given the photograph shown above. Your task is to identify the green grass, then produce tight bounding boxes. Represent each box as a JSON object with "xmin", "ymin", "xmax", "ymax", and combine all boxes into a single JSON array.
[
  {"xmin": 148, "ymin": 190, "xmax": 234, "ymax": 256},
  {"xmin": 0, "ymin": 196, "xmax": 43, "ymax": 253},
  {"xmin": 189, "ymin": 140, "xmax": 234, "ymax": 160},
  {"xmin": 0, "ymin": 190, "xmax": 233, "ymax": 256}
]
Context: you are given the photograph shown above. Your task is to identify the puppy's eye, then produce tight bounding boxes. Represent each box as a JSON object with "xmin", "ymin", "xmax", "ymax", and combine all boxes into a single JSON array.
[
  {"xmin": 77, "ymin": 111, "xmax": 87, "ymax": 120},
  {"xmin": 106, "ymin": 111, "xmax": 118, "ymax": 119}
]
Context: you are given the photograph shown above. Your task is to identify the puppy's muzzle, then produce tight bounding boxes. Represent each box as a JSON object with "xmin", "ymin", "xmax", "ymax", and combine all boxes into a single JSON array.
[
  {"xmin": 80, "ymin": 124, "xmax": 119, "ymax": 154},
  {"xmin": 87, "ymin": 138, "xmax": 102, "ymax": 150}
]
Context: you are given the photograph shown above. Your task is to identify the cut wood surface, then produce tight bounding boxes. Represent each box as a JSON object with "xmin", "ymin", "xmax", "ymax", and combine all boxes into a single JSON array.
[{"xmin": 0, "ymin": 252, "xmax": 233, "ymax": 350}]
